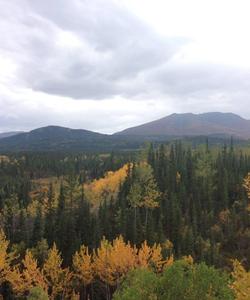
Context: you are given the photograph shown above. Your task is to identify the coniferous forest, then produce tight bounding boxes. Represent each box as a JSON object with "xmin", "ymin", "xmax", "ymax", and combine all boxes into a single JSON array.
[{"xmin": 0, "ymin": 141, "xmax": 250, "ymax": 299}]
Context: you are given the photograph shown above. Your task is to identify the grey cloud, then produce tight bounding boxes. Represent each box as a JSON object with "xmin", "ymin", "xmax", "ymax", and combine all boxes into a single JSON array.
[
  {"xmin": 1, "ymin": 0, "xmax": 250, "ymax": 133},
  {"xmin": 1, "ymin": 0, "xmax": 186, "ymax": 99}
]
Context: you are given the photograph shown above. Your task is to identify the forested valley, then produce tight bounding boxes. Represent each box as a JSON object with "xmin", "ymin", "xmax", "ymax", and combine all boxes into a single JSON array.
[{"xmin": 0, "ymin": 141, "xmax": 250, "ymax": 299}]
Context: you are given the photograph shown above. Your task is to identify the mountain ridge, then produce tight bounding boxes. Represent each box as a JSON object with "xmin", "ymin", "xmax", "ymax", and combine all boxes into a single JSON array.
[
  {"xmin": 115, "ymin": 112, "xmax": 250, "ymax": 138},
  {"xmin": 0, "ymin": 112, "xmax": 249, "ymax": 151}
]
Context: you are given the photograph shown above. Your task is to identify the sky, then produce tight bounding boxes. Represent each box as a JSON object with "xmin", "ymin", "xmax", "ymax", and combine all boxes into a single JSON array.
[{"xmin": 1, "ymin": 0, "xmax": 250, "ymax": 133}]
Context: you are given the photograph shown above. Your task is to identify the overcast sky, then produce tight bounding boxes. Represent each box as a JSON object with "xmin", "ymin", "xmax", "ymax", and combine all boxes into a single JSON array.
[{"xmin": 1, "ymin": 0, "xmax": 250, "ymax": 133}]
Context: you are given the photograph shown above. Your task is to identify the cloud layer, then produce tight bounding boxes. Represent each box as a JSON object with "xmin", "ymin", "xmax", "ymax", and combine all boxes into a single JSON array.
[{"xmin": 0, "ymin": 0, "xmax": 250, "ymax": 133}]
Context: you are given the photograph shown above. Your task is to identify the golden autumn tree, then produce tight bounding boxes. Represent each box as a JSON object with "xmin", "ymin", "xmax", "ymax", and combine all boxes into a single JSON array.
[
  {"xmin": 93, "ymin": 236, "xmax": 138, "ymax": 300},
  {"xmin": 137, "ymin": 241, "xmax": 167, "ymax": 272},
  {"xmin": 108, "ymin": 236, "xmax": 137, "ymax": 287},
  {"xmin": 137, "ymin": 241, "xmax": 152, "ymax": 269},
  {"xmin": 0, "ymin": 230, "xmax": 26, "ymax": 297},
  {"xmin": 231, "ymin": 260, "xmax": 250, "ymax": 300},
  {"xmin": 150, "ymin": 243, "xmax": 165, "ymax": 272},
  {"xmin": 42, "ymin": 243, "xmax": 72, "ymax": 299},
  {"xmin": 84, "ymin": 164, "xmax": 130, "ymax": 209},
  {"xmin": 93, "ymin": 238, "xmax": 113, "ymax": 300},
  {"xmin": 73, "ymin": 245, "xmax": 93, "ymax": 299},
  {"xmin": 0, "ymin": 230, "xmax": 12, "ymax": 285},
  {"xmin": 22, "ymin": 251, "xmax": 47, "ymax": 295},
  {"xmin": 7, "ymin": 250, "xmax": 47, "ymax": 297}
]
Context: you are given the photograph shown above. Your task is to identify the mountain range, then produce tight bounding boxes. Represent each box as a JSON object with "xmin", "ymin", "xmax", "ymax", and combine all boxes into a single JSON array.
[{"xmin": 0, "ymin": 112, "xmax": 249, "ymax": 151}]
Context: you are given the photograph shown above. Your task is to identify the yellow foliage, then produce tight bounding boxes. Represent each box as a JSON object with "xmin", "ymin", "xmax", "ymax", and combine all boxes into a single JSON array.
[
  {"xmin": 85, "ymin": 164, "xmax": 130, "ymax": 208},
  {"xmin": 243, "ymin": 173, "xmax": 250, "ymax": 212},
  {"xmin": 8, "ymin": 251, "xmax": 47, "ymax": 295},
  {"xmin": 7, "ymin": 251, "xmax": 47, "ymax": 296},
  {"xmin": 243, "ymin": 173, "xmax": 250, "ymax": 199},
  {"xmin": 182, "ymin": 255, "xmax": 194, "ymax": 265},
  {"xmin": 151, "ymin": 244, "xmax": 164, "ymax": 272},
  {"xmin": 231, "ymin": 260, "xmax": 250, "ymax": 300},
  {"xmin": 22, "ymin": 251, "xmax": 47, "ymax": 293},
  {"xmin": 43, "ymin": 243, "xmax": 72, "ymax": 299},
  {"xmin": 73, "ymin": 245, "xmax": 93, "ymax": 286},
  {"xmin": 0, "ymin": 230, "xmax": 18, "ymax": 288},
  {"xmin": 108, "ymin": 236, "xmax": 137, "ymax": 282},
  {"xmin": 93, "ymin": 236, "xmax": 137, "ymax": 286},
  {"xmin": 5, "ymin": 266, "xmax": 24, "ymax": 295},
  {"xmin": 93, "ymin": 238, "xmax": 114, "ymax": 285},
  {"xmin": 138, "ymin": 241, "xmax": 152, "ymax": 268},
  {"xmin": 1, "ymin": 230, "xmax": 171, "ymax": 297},
  {"xmin": 0, "ymin": 230, "xmax": 10, "ymax": 285},
  {"xmin": 165, "ymin": 254, "xmax": 174, "ymax": 268},
  {"xmin": 137, "ymin": 241, "xmax": 167, "ymax": 272}
]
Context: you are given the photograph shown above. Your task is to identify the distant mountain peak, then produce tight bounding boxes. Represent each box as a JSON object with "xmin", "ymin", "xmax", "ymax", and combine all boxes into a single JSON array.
[{"xmin": 115, "ymin": 112, "xmax": 250, "ymax": 138}]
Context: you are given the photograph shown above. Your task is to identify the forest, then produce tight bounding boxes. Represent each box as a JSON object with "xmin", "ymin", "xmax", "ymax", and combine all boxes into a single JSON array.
[{"xmin": 0, "ymin": 141, "xmax": 250, "ymax": 299}]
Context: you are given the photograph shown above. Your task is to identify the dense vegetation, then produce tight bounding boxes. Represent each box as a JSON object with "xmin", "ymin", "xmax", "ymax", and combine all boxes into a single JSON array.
[{"xmin": 0, "ymin": 141, "xmax": 250, "ymax": 299}]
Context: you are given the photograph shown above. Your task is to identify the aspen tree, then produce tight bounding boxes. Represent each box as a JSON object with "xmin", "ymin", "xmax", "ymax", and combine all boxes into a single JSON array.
[
  {"xmin": 73, "ymin": 245, "xmax": 93, "ymax": 299},
  {"xmin": 231, "ymin": 260, "xmax": 250, "ymax": 300},
  {"xmin": 43, "ymin": 243, "xmax": 72, "ymax": 299}
]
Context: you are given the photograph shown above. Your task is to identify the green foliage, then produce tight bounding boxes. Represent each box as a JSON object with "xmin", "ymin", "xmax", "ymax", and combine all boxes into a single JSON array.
[
  {"xmin": 158, "ymin": 260, "xmax": 234, "ymax": 300},
  {"xmin": 27, "ymin": 286, "xmax": 49, "ymax": 300},
  {"xmin": 114, "ymin": 260, "xmax": 234, "ymax": 300},
  {"xmin": 113, "ymin": 268, "xmax": 158, "ymax": 300}
]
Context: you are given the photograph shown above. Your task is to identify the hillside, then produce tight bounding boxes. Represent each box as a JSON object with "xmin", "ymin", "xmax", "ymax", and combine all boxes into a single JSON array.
[
  {"xmin": 116, "ymin": 112, "xmax": 250, "ymax": 138},
  {"xmin": 0, "ymin": 126, "xmax": 108, "ymax": 151},
  {"xmin": 0, "ymin": 131, "xmax": 24, "ymax": 139},
  {"xmin": 0, "ymin": 125, "xmax": 147, "ymax": 152}
]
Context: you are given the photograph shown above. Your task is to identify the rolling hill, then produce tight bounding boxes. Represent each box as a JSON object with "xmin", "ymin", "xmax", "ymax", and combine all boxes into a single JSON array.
[{"xmin": 0, "ymin": 126, "xmax": 144, "ymax": 152}]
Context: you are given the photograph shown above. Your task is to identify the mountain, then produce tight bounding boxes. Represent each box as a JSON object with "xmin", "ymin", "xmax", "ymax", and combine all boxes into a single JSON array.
[
  {"xmin": 0, "ymin": 126, "xmax": 145, "ymax": 152},
  {"xmin": 0, "ymin": 131, "xmax": 24, "ymax": 139},
  {"xmin": 115, "ymin": 112, "xmax": 250, "ymax": 139},
  {"xmin": 0, "ymin": 113, "xmax": 249, "ymax": 152},
  {"xmin": 0, "ymin": 126, "xmax": 108, "ymax": 151}
]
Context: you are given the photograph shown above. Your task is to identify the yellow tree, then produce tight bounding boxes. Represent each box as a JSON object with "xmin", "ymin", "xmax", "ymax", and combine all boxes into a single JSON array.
[
  {"xmin": 0, "ymin": 230, "xmax": 25, "ymax": 297},
  {"xmin": 243, "ymin": 173, "xmax": 250, "ymax": 198},
  {"xmin": 43, "ymin": 243, "xmax": 72, "ymax": 299},
  {"xmin": 109, "ymin": 236, "xmax": 137, "ymax": 287},
  {"xmin": 84, "ymin": 164, "xmax": 129, "ymax": 209},
  {"xmin": 73, "ymin": 245, "xmax": 93, "ymax": 299},
  {"xmin": 7, "ymin": 250, "xmax": 47, "ymax": 297},
  {"xmin": 137, "ymin": 241, "xmax": 152, "ymax": 269},
  {"xmin": 150, "ymin": 243, "xmax": 165, "ymax": 272},
  {"xmin": 137, "ymin": 241, "xmax": 166, "ymax": 272},
  {"xmin": 231, "ymin": 260, "xmax": 250, "ymax": 300},
  {"xmin": 93, "ymin": 238, "xmax": 113, "ymax": 300},
  {"xmin": 22, "ymin": 251, "xmax": 47, "ymax": 294},
  {"xmin": 93, "ymin": 236, "xmax": 138, "ymax": 300},
  {"xmin": 0, "ymin": 230, "xmax": 12, "ymax": 285}
]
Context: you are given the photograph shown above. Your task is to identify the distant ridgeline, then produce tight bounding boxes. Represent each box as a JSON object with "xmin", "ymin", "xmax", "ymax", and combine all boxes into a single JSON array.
[{"xmin": 0, "ymin": 112, "xmax": 250, "ymax": 152}]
